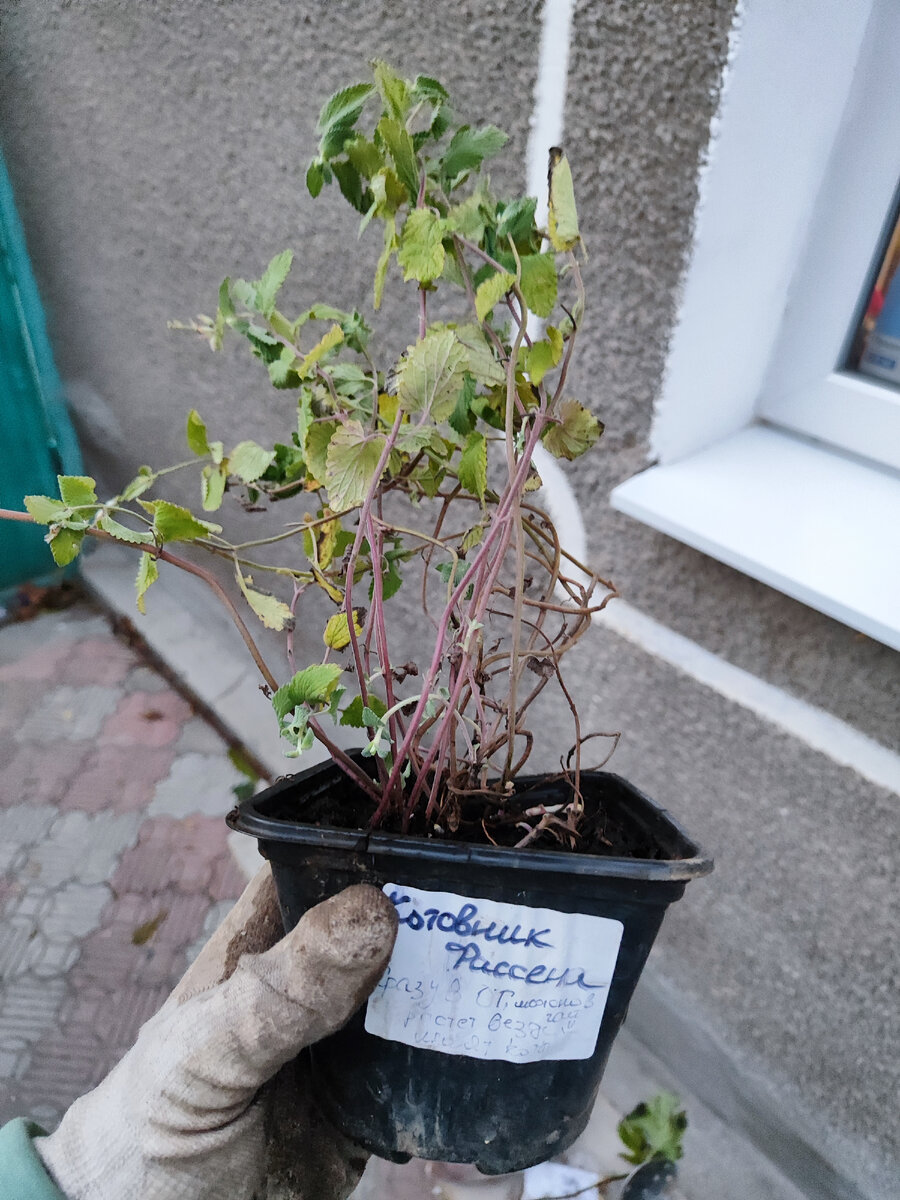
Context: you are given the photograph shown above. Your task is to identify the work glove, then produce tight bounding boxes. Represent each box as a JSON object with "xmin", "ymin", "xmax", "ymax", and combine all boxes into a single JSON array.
[{"xmin": 35, "ymin": 867, "xmax": 398, "ymax": 1200}]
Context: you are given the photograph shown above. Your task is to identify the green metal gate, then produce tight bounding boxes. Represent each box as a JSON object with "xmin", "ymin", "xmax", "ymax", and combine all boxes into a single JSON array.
[{"xmin": 0, "ymin": 151, "xmax": 83, "ymax": 592}]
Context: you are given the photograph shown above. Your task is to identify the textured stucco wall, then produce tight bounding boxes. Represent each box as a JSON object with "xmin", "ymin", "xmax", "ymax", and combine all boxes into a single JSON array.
[{"xmin": 2, "ymin": 0, "xmax": 898, "ymax": 1192}]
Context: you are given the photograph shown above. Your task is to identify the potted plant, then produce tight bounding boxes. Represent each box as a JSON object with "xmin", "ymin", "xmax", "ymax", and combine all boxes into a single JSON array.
[{"xmin": 0, "ymin": 62, "xmax": 711, "ymax": 1175}]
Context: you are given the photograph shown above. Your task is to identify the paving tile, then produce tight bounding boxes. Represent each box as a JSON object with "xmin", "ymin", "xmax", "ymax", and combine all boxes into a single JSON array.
[
  {"xmin": 0, "ymin": 917, "xmax": 48, "ymax": 979},
  {"xmin": 57, "ymin": 637, "xmax": 138, "ymax": 686},
  {"xmin": 176, "ymin": 716, "xmax": 230, "ymax": 756},
  {"xmin": 0, "ymin": 641, "xmax": 72, "ymax": 683},
  {"xmin": 24, "ymin": 811, "xmax": 141, "ymax": 888},
  {"xmin": 148, "ymin": 751, "xmax": 243, "ymax": 818},
  {"xmin": 0, "ymin": 805, "xmax": 58, "ymax": 860},
  {"xmin": 0, "ymin": 977, "xmax": 68, "ymax": 1045},
  {"xmin": 59, "ymin": 743, "xmax": 176, "ymax": 814},
  {"xmin": 16, "ymin": 685, "xmax": 121, "ymax": 744},
  {"xmin": 0, "ymin": 680, "xmax": 45, "ymax": 738},
  {"xmin": 1, "ymin": 742, "xmax": 93, "ymax": 807},
  {"xmin": 123, "ymin": 664, "xmax": 171, "ymax": 694},
  {"xmin": 41, "ymin": 883, "xmax": 111, "ymax": 941},
  {"xmin": 99, "ymin": 689, "xmax": 194, "ymax": 748}
]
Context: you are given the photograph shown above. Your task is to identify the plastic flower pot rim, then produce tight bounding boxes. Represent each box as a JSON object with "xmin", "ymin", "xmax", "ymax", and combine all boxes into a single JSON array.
[{"xmin": 227, "ymin": 758, "xmax": 713, "ymax": 882}]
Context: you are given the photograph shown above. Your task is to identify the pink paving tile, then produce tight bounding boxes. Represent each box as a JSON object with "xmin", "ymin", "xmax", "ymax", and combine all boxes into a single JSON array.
[
  {"xmin": 98, "ymin": 690, "xmax": 194, "ymax": 748},
  {"xmin": 0, "ymin": 641, "xmax": 72, "ymax": 684},
  {"xmin": 57, "ymin": 638, "xmax": 139, "ymax": 687},
  {"xmin": 1, "ymin": 742, "xmax": 93, "ymax": 807},
  {"xmin": 209, "ymin": 846, "xmax": 248, "ymax": 903},
  {"xmin": 59, "ymin": 743, "xmax": 177, "ymax": 813}
]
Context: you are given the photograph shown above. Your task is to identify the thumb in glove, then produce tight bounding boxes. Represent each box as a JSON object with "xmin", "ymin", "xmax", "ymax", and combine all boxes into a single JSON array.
[{"xmin": 35, "ymin": 871, "xmax": 398, "ymax": 1200}]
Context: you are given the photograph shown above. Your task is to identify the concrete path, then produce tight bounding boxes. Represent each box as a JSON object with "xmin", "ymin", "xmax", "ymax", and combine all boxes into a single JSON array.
[{"xmin": 0, "ymin": 597, "xmax": 247, "ymax": 1128}]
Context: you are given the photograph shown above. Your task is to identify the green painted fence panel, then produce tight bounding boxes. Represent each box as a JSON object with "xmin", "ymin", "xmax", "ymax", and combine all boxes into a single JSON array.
[{"xmin": 0, "ymin": 151, "xmax": 83, "ymax": 590}]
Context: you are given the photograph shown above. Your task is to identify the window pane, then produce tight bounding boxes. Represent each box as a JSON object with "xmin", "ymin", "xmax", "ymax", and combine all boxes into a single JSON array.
[{"xmin": 850, "ymin": 199, "xmax": 900, "ymax": 385}]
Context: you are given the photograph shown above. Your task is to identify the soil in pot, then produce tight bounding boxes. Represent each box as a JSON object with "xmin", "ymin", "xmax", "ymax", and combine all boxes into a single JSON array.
[{"xmin": 228, "ymin": 756, "xmax": 712, "ymax": 1174}]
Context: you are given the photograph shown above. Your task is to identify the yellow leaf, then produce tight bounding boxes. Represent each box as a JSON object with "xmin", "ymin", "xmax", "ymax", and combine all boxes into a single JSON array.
[{"xmin": 323, "ymin": 610, "xmax": 363, "ymax": 649}]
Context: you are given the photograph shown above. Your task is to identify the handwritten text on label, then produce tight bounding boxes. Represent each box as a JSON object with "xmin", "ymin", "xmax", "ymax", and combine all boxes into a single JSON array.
[{"xmin": 364, "ymin": 884, "xmax": 624, "ymax": 1063}]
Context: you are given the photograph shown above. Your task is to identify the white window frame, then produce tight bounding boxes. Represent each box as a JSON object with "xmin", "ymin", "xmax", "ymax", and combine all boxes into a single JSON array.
[{"xmin": 611, "ymin": 0, "xmax": 900, "ymax": 652}]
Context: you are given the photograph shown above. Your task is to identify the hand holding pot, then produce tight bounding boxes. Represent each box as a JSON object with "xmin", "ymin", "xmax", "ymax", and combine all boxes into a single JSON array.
[{"xmin": 34, "ymin": 867, "xmax": 398, "ymax": 1200}]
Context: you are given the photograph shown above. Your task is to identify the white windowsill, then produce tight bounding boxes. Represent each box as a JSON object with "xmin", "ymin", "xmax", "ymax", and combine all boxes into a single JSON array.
[{"xmin": 610, "ymin": 424, "xmax": 900, "ymax": 652}]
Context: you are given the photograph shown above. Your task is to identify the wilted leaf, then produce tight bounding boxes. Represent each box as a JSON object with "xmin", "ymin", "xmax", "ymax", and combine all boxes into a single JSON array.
[
  {"xmin": 323, "ymin": 610, "xmax": 363, "ymax": 649},
  {"xmin": 547, "ymin": 147, "xmax": 580, "ymax": 252},
  {"xmin": 454, "ymin": 324, "xmax": 506, "ymax": 387},
  {"xmin": 235, "ymin": 568, "xmax": 294, "ymax": 632},
  {"xmin": 541, "ymin": 399, "xmax": 602, "ymax": 461},
  {"xmin": 135, "ymin": 552, "xmax": 158, "ymax": 614},
  {"xmin": 132, "ymin": 910, "xmax": 168, "ymax": 946}
]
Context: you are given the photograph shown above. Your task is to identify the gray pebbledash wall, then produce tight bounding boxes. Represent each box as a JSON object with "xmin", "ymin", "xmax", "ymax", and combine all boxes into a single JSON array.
[{"xmin": 2, "ymin": 2, "xmax": 897, "ymax": 1196}]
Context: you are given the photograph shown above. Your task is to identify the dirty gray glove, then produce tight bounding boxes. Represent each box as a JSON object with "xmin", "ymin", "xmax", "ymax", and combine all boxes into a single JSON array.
[{"xmin": 35, "ymin": 867, "xmax": 398, "ymax": 1200}]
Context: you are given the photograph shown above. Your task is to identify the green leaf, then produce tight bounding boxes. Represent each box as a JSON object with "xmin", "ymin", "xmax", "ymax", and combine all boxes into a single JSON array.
[
  {"xmin": 497, "ymin": 195, "xmax": 538, "ymax": 245},
  {"xmin": 457, "ymin": 431, "xmax": 487, "ymax": 502},
  {"xmin": 133, "ymin": 552, "xmax": 157, "ymax": 614},
  {"xmin": 525, "ymin": 328, "xmax": 564, "ymax": 385},
  {"xmin": 475, "ymin": 269, "xmax": 515, "ymax": 322},
  {"xmin": 448, "ymin": 372, "xmax": 478, "ymax": 437},
  {"xmin": 454, "ymin": 323, "xmax": 506, "ymax": 387},
  {"xmin": 268, "ymin": 344, "xmax": 299, "ymax": 388},
  {"xmin": 345, "ymin": 136, "xmax": 384, "ymax": 178},
  {"xmin": 340, "ymin": 692, "xmax": 387, "ymax": 728},
  {"xmin": 95, "ymin": 513, "xmax": 154, "ymax": 545},
  {"xmin": 332, "ymin": 160, "xmax": 370, "ymax": 214},
  {"xmin": 202, "ymin": 464, "xmax": 228, "ymax": 511},
  {"xmin": 255, "ymin": 250, "xmax": 293, "ymax": 317},
  {"xmin": 235, "ymin": 568, "xmax": 294, "ymax": 632},
  {"xmin": 186, "ymin": 409, "xmax": 210, "ymax": 456},
  {"xmin": 306, "ymin": 158, "xmax": 325, "ymax": 198},
  {"xmin": 617, "ymin": 1093, "xmax": 687, "ymax": 1165},
  {"xmin": 317, "ymin": 82, "xmax": 374, "ymax": 136},
  {"xmin": 375, "ymin": 555, "xmax": 403, "ymax": 601},
  {"xmin": 23, "ymin": 495, "xmax": 67, "ymax": 524},
  {"xmin": 519, "ymin": 253, "xmax": 557, "ymax": 318},
  {"xmin": 229, "ymin": 440, "xmax": 276, "ymax": 484},
  {"xmin": 272, "ymin": 663, "xmax": 344, "ymax": 720},
  {"xmin": 398, "ymin": 209, "xmax": 445, "ymax": 283},
  {"xmin": 377, "ymin": 117, "xmax": 419, "ymax": 202},
  {"xmin": 57, "ymin": 475, "xmax": 98, "ymax": 508},
  {"xmin": 325, "ymin": 421, "xmax": 386, "ymax": 510},
  {"xmin": 323, "ymin": 610, "xmax": 362, "ymax": 650},
  {"xmin": 47, "ymin": 527, "xmax": 84, "ymax": 566},
  {"xmin": 373, "ymin": 60, "xmax": 410, "ymax": 122},
  {"xmin": 541, "ymin": 399, "xmax": 602, "ymax": 461},
  {"xmin": 143, "ymin": 500, "xmax": 222, "ymax": 544},
  {"xmin": 374, "ymin": 217, "xmax": 397, "ymax": 309},
  {"xmin": 298, "ymin": 323, "xmax": 343, "ymax": 377},
  {"xmin": 370, "ymin": 168, "xmax": 407, "ymax": 218},
  {"xmin": 119, "ymin": 467, "xmax": 156, "ymax": 502},
  {"xmin": 396, "ymin": 328, "xmax": 467, "ymax": 421},
  {"xmin": 547, "ymin": 147, "xmax": 580, "ymax": 251},
  {"xmin": 441, "ymin": 125, "xmax": 509, "ymax": 187},
  {"xmin": 305, "ymin": 421, "xmax": 337, "ymax": 486}
]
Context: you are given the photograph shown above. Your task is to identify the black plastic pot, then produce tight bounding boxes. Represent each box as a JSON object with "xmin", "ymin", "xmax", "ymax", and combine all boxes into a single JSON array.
[{"xmin": 227, "ymin": 757, "xmax": 712, "ymax": 1174}]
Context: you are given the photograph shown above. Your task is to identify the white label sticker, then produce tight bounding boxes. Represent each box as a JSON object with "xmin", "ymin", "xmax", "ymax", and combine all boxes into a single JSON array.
[{"xmin": 364, "ymin": 883, "xmax": 623, "ymax": 1063}]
